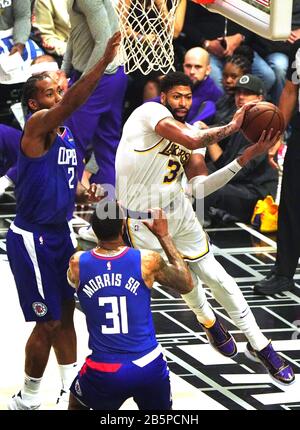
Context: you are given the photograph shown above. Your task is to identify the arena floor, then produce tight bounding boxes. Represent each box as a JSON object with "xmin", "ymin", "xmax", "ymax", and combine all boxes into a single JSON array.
[{"xmin": 0, "ymin": 190, "xmax": 299, "ymax": 411}]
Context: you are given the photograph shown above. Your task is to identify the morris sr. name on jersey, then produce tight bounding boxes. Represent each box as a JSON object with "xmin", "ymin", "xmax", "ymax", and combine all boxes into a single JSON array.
[{"xmin": 82, "ymin": 274, "xmax": 140, "ymax": 298}]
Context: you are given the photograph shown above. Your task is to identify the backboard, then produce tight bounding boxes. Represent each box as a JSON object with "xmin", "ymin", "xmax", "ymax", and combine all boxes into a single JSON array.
[{"xmin": 200, "ymin": 0, "xmax": 293, "ymax": 41}]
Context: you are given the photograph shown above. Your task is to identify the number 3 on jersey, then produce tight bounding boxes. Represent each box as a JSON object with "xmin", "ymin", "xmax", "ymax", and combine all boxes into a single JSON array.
[
  {"xmin": 163, "ymin": 159, "xmax": 181, "ymax": 184},
  {"xmin": 99, "ymin": 296, "xmax": 128, "ymax": 334}
]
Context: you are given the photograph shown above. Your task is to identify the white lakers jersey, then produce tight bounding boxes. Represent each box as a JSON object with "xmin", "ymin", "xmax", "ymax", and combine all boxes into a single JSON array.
[{"xmin": 116, "ymin": 102, "xmax": 192, "ymax": 211}]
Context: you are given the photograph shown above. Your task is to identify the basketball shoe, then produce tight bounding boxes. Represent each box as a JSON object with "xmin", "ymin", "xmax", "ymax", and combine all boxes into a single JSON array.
[
  {"xmin": 245, "ymin": 341, "xmax": 295, "ymax": 385},
  {"xmin": 200, "ymin": 315, "xmax": 237, "ymax": 358},
  {"xmin": 254, "ymin": 272, "xmax": 294, "ymax": 295},
  {"xmin": 8, "ymin": 391, "xmax": 41, "ymax": 410}
]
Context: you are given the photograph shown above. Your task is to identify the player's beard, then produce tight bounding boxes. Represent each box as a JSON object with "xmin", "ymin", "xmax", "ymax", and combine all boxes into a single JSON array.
[{"xmin": 165, "ymin": 102, "xmax": 188, "ymax": 123}]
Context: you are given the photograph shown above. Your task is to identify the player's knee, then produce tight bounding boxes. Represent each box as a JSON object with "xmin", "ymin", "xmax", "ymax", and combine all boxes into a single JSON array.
[
  {"xmin": 189, "ymin": 260, "xmax": 237, "ymax": 295},
  {"xmin": 216, "ymin": 277, "xmax": 238, "ymax": 295},
  {"xmin": 205, "ymin": 269, "xmax": 237, "ymax": 294}
]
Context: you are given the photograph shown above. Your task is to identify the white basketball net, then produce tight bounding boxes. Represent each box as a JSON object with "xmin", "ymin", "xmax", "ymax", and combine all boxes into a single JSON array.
[{"xmin": 112, "ymin": 0, "xmax": 180, "ymax": 75}]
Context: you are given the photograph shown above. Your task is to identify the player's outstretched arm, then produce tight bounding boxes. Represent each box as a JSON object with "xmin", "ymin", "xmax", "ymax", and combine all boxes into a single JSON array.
[
  {"xmin": 186, "ymin": 129, "xmax": 281, "ymax": 198},
  {"xmin": 28, "ymin": 32, "xmax": 121, "ymax": 137},
  {"xmin": 237, "ymin": 129, "xmax": 282, "ymax": 166},
  {"xmin": 155, "ymin": 103, "xmax": 254, "ymax": 150},
  {"xmin": 141, "ymin": 209, "xmax": 193, "ymax": 294}
]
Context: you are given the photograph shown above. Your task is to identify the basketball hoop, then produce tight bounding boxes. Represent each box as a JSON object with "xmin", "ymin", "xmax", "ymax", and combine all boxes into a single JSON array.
[{"xmin": 111, "ymin": 0, "xmax": 180, "ymax": 75}]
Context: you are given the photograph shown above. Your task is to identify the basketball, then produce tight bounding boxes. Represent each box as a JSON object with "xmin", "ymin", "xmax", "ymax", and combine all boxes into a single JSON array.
[{"xmin": 241, "ymin": 102, "xmax": 285, "ymax": 143}]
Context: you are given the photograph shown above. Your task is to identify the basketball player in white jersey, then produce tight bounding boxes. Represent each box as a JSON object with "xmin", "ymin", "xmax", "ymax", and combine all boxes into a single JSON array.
[{"xmin": 116, "ymin": 72, "xmax": 294, "ymax": 385}]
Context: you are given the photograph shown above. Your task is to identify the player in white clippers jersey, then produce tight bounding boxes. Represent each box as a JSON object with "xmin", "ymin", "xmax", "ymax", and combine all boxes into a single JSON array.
[{"xmin": 116, "ymin": 72, "xmax": 294, "ymax": 385}]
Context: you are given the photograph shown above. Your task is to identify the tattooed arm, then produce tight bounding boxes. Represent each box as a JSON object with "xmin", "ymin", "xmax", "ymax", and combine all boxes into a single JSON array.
[
  {"xmin": 155, "ymin": 103, "xmax": 254, "ymax": 150},
  {"xmin": 141, "ymin": 250, "xmax": 192, "ymax": 294},
  {"xmin": 141, "ymin": 209, "xmax": 193, "ymax": 294}
]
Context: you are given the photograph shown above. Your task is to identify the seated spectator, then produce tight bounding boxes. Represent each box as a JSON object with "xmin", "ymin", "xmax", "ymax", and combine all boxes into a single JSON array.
[
  {"xmin": 33, "ymin": 0, "xmax": 70, "ymax": 67},
  {"xmin": 30, "ymin": 53, "xmax": 59, "ymax": 73},
  {"xmin": 213, "ymin": 46, "xmax": 253, "ymax": 126},
  {"xmin": 181, "ymin": 1, "xmax": 275, "ymax": 93},
  {"xmin": 145, "ymin": 47, "xmax": 222, "ymax": 124},
  {"xmin": 249, "ymin": 0, "xmax": 300, "ymax": 105},
  {"xmin": 204, "ymin": 74, "xmax": 278, "ymax": 225},
  {"xmin": 0, "ymin": 0, "xmax": 43, "ymax": 127},
  {"xmin": 250, "ymin": 35, "xmax": 289, "ymax": 106},
  {"xmin": 182, "ymin": 47, "xmax": 222, "ymax": 124},
  {"xmin": 0, "ymin": 0, "xmax": 43, "ymax": 72}
]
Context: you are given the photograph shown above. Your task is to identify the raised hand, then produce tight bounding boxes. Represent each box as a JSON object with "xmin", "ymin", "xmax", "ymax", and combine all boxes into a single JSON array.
[
  {"xmin": 205, "ymin": 39, "xmax": 226, "ymax": 58},
  {"xmin": 238, "ymin": 128, "xmax": 282, "ymax": 167},
  {"xmin": 142, "ymin": 208, "xmax": 169, "ymax": 239},
  {"xmin": 103, "ymin": 31, "xmax": 121, "ymax": 65},
  {"xmin": 223, "ymin": 34, "xmax": 244, "ymax": 57},
  {"xmin": 231, "ymin": 102, "xmax": 258, "ymax": 131},
  {"xmin": 255, "ymin": 129, "xmax": 282, "ymax": 156}
]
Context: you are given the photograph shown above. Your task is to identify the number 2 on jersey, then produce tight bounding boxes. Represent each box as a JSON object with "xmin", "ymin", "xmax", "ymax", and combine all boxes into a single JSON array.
[
  {"xmin": 68, "ymin": 167, "xmax": 75, "ymax": 189},
  {"xmin": 99, "ymin": 296, "xmax": 128, "ymax": 334},
  {"xmin": 163, "ymin": 159, "xmax": 181, "ymax": 184}
]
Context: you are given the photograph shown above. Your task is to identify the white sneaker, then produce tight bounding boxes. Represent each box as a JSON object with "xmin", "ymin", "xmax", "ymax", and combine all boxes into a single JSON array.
[
  {"xmin": 78, "ymin": 225, "xmax": 97, "ymax": 243},
  {"xmin": 8, "ymin": 391, "xmax": 41, "ymax": 410},
  {"xmin": 55, "ymin": 389, "xmax": 69, "ymax": 410}
]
